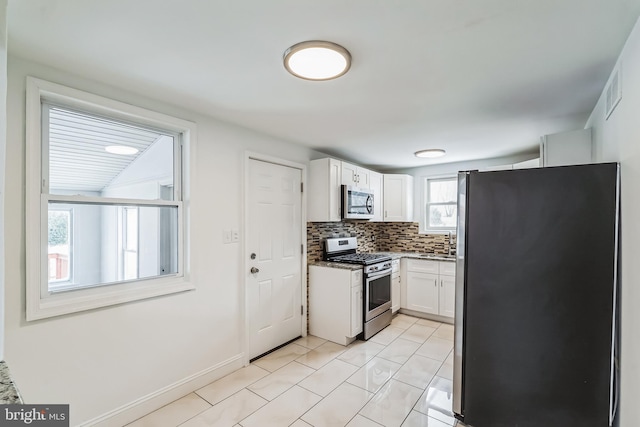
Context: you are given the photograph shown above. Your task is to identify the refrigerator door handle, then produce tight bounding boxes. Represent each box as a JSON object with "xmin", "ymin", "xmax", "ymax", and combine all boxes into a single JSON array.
[
  {"xmin": 609, "ymin": 164, "xmax": 621, "ymax": 426},
  {"xmin": 453, "ymin": 171, "xmax": 469, "ymax": 417}
]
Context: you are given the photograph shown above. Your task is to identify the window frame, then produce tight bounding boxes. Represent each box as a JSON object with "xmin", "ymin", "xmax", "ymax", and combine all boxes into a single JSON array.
[
  {"xmin": 423, "ymin": 175, "xmax": 458, "ymax": 233},
  {"xmin": 26, "ymin": 77, "xmax": 196, "ymax": 321}
]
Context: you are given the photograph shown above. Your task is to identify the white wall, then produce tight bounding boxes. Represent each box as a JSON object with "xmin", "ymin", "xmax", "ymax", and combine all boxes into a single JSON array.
[
  {"xmin": 4, "ymin": 56, "xmax": 324, "ymax": 424},
  {"xmin": 0, "ymin": 0, "xmax": 6, "ymax": 361},
  {"xmin": 585, "ymin": 16, "xmax": 640, "ymax": 427}
]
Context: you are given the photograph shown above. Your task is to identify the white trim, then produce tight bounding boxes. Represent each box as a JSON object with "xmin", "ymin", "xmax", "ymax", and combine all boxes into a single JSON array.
[
  {"xmin": 28, "ymin": 77, "xmax": 195, "ymax": 133},
  {"xmin": 78, "ymin": 353, "xmax": 244, "ymax": 427},
  {"xmin": 398, "ymin": 308, "xmax": 454, "ymax": 325},
  {"xmin": 25, "ymin": 77, "xmax": 197, "ymax": 321},
  {"xmin": 420, "ymin": 174, "xmax": 458, "ymax": 234},
  {"xmin": 243, "ymin": 151, "xmax": 308, "ymax": 366},
  {"xmin": 46, "ymin": 194, "xmax": 182, "ymax": 207}
]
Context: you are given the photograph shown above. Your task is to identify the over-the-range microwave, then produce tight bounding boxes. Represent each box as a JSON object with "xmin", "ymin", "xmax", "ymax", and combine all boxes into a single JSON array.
[{"xmin": 342, "ymin": 185, "xmax": 374, "ymax": 220}]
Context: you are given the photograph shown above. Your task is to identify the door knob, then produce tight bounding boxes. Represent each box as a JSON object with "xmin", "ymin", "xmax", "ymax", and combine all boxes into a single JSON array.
[{"xmin": 250, "ymin": 267, "xmax": 260, "ymax": 274}]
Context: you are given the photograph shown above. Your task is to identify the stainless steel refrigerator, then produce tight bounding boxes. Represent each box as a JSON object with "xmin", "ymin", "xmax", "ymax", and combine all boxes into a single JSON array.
[{"xmin": 453, "ymin": 163, "xmax": 620, "ymax": 427}]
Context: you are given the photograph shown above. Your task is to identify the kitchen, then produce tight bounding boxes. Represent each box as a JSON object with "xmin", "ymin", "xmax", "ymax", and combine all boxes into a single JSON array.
[{"xmin": 2, "ymin": 1, "xmax": 640, "ymax": 427}]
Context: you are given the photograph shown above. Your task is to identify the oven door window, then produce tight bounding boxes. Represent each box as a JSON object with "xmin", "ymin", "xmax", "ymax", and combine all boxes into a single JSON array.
[{"xmin": 367, "ymin": 274, "xmax": 391, "ymax": 312}]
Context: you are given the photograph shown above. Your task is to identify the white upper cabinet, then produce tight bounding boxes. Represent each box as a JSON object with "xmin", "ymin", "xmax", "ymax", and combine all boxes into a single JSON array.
[
  {"xmin": 308, "ymin": 158, "xmax": 342, "ymax": 222},
  {"xmin": 540, "ymin": 128, "xmax": 592, "ymax": 167},
  {"xmin": 341, "ymin": 161, "xmax": 370, "ymax": 188},
  {"xmin": 383, "ymin": 174, "xmax": 414, "ymax": 222},
  {"xmin": 309, "ymin": 158, "xmax": 383, "ymax": 222}
]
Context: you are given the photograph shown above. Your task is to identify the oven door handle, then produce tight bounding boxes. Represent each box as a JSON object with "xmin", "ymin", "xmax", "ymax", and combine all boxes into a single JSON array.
[{"xmin": 366, "ymin": 268, "xmax": 392, "ymax": 278}]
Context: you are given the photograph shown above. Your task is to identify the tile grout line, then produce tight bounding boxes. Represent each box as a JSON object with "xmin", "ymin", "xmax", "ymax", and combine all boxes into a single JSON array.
[{"xmin": 142, "ymin": 314, "xmax": 455, "ymax": 427}]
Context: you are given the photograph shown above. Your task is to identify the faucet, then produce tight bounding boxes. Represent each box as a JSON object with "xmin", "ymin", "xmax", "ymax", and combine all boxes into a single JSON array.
[{"xmin": 448, "ymin": 231, "xmax": 456, "ymax": 257}]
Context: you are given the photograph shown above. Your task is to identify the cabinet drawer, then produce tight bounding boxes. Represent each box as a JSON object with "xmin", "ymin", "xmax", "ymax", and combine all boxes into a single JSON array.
[
  {"xmin": 439, "ymin": 261, "xmax": 456, "ymax": 276},
  {"xmin": 391, "ymin": 259, "xmax": 400, "ymax": 273},
  {"xmin": 406, "ymin": 259, "xmax": 439, "ymax": 274}
]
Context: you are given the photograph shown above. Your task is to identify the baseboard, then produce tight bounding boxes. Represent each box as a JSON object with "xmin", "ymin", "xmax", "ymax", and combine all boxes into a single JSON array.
[
  {"xmin": 78, "ymin": 353, "xmax": 245, "ymax": 427},
  {"xmin": 398, "ymin": 309, "xmax": 454, "ymax": 324}
]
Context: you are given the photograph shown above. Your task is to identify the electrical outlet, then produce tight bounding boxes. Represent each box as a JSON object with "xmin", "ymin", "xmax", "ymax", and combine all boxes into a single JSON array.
[{"xmin": 231, "ymin": 229, "xmax": 240, "ymax": 242}]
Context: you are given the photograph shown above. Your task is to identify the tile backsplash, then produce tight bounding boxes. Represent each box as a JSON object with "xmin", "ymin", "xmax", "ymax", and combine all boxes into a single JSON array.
[{"xmin": 307, "ymin": 221, "xmax": 456, "ymax": 262}]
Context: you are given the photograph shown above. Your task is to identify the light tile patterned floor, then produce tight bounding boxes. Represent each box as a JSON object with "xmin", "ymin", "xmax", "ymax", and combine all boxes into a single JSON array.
[{"xmin": 126, "ymin": 314, "xmax": 462, "ymax": 427}]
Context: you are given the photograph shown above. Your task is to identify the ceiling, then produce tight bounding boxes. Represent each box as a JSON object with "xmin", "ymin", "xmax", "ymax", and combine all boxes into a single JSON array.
[
  {"xmin": 8, "ymin": 0, "xmax": 640, "ymax": 170},
  {"xmin": 47, "ymin": 106, "xmax": 163, "ymax": 193}
]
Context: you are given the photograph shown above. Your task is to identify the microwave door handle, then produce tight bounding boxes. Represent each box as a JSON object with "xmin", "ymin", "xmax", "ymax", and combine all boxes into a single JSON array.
[{"xmin": 366, "ymin": 195, "xmax": 374, "ymax": 214}]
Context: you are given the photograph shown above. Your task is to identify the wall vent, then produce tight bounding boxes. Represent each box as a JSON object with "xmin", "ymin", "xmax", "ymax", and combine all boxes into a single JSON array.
[{"xmin": 605, "ymin": 64, "xmax": 622, "ymax": 120}]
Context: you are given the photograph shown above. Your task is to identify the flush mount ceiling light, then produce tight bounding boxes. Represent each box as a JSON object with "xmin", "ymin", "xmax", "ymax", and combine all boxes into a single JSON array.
[
  {"xmin": 415, "ymin": 149, "xmax": 446, "ymax": 159},
  {"xmin": 283, "ymin": 41, "xmax": 351, "ymax": 81},
  {"xmin": 105, "ymin": 145, "xmax": 139, "ymax": 155}
]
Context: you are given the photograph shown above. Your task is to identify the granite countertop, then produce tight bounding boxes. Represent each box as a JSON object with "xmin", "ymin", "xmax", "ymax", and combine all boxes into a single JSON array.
[
  {"xmin": 310, "ymin": 252, "xmax": 456, "ymax": 268},
  {"xmin": 0, "ymin": 361, "xmax": 23, "ymax": 404},
  {"xmin": 310, "ymin": 261, "xmax": 364, "ymax": 270},
  {"xmin": 374, "ymin": 252, "xmax": 457, "ymax": 262}
]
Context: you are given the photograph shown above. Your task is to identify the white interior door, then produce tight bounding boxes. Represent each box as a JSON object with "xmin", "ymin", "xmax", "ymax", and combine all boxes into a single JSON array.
[{"xmin": 247, "ymin": 159, "xmax": 303, "ymax": 360}]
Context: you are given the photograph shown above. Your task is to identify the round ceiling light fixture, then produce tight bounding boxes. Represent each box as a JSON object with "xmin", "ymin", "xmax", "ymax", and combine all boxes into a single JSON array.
[
  {"xmin": 415, "ymin": 149, "xmax": 446, "ymax": 159},
  {"xmin": 105, "ymin": 145, "xmax": 139, "ymax": 155},
  {"xmin": 283, "ymin": 41, "xmax": 351, "ymax": 81}
]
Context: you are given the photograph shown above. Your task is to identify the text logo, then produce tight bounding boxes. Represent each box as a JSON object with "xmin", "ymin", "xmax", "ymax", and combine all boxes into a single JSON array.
[{"xmin": 0, "ymin": 405, "xmax": 69, "ymax": 426}]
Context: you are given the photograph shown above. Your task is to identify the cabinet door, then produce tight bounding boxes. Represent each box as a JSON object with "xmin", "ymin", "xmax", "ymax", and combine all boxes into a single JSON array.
[
  {"xmin": 391, "ymin": 274, "xmax": 401, "ymax": 313},
  {"xmin": 308, "ymin": 158, "xmax": 342, "ymax": 222},
  {"xmin": 351, "ymin": 285, "xmax": 363, "ymax": 336},
  {"xmin": 328, "ymin": 158, "xmax": 342, "ymax": 221},
  {"xmin": 383, "ymin": 174, "xmax": 413, "ymax": 222},
  {"xmin": 439, "ymin": 275, "xmax": 456, "ymax": 318},
  {"xmin": 341, "ymin": 162, "xmax": 358, "ymax": 186},
  {"xmin": 405, "ymin": 272, "xmax": 439, "ymax": 314},
  {"xmin": 357, "ymin": 167, "xmax": 370, "ymax": 188}
]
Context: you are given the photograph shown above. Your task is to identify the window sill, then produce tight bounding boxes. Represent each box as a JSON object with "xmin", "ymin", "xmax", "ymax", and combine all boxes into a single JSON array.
[
  {"xmin": 420, "ymin": 229, "xmax": 457, "ymax": 236},
  {"xmin": 27, "ymin": 277, "xmax": 194, "ymax": 321}
]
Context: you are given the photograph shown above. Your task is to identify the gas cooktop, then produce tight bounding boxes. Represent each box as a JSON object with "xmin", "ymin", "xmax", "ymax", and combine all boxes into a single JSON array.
[
  {"xmin": 326, "ymin": 253, "xmax": 392, "ymax": 265},
  {"xmin": 323, "ymin": 237, "xmax": 392, "ymax": 265}
]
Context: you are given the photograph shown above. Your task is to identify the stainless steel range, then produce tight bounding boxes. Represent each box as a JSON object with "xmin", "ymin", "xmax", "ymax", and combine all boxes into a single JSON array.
[{"xmin": 324, "ymin": 237, "xmax": 393, "ymax": 340}]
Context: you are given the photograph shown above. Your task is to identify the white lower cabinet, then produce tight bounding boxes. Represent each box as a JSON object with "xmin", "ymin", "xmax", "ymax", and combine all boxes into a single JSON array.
[
  {"xmin": 439, "ymin": 275, "xmax": 456, "ymax": 318},
  {"xmin": 401, "ymin": 258, "xmax": 455, "ymax": 319},
  {"xmin": 406, "ymin": 271, "xmax": 439, "ymax": 314},
  {"xmin": 309, "ymin": 265, "xmax": 363, "ymax": 345},
  {"xmin": 351, "ymin": 284, "xmax": 364, "ymax": 336},
  {"xmin": 391, "ymin": 259, "xmax": 400, "ymax": 313}
]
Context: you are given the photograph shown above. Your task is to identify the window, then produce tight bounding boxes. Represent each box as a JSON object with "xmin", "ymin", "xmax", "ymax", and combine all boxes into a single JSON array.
[
  {"xmin": 26, "ymin": 77, "xmax": 195, "ymax": 320},
  {"xmin": 48, "ymin": 209, "xmax": 72, "ymax": 284},
  {"xmin": 425, "ymin": 176, "xmax": 458, "ymax": 231},
  {"xmin": 122, "ymin": 207, "xmax": 139, "ymax": 281}
]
